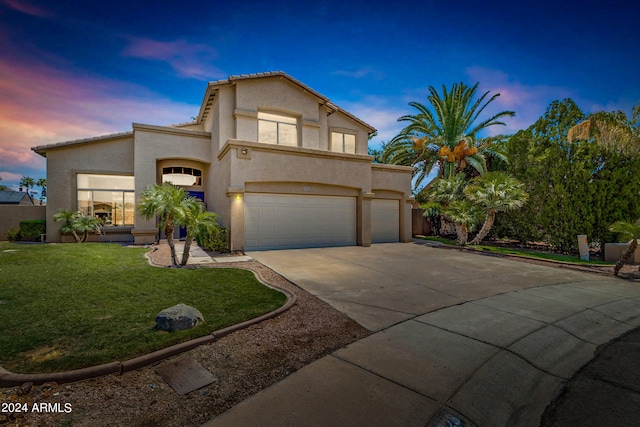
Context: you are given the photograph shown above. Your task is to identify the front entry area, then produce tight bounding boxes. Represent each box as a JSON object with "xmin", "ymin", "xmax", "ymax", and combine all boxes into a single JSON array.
[{"xmin": 244, "ymin": 193, "xmax": 357, "ymax": 250}]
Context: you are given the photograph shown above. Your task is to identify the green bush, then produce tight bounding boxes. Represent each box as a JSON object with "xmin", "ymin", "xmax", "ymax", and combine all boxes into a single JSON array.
[
  {"xmin": 198, "ymin": 226, "xmax": 230, "ymax": 253},
  {"xmin": 6, "ymin": 228, "xmax": 20, "ymax": 242},
  {"xmin": 19, "ymin": 220, "xmax": 46, "ymax": 241}
]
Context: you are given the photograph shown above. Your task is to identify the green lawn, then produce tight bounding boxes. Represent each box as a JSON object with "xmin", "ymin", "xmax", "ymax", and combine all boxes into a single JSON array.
[
  {"xmin": 416, "ymin": 236, "xmax": 614, "ymax": 265},
  {"xmin": 0, "ymin": 242, "xmax": 287, "ymax": 374}
]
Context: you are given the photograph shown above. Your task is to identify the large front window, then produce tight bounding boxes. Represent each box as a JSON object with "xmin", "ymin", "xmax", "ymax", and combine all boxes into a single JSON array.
[
  {"xmin": 77, "ymin": 174, "xmax": 135, "ymax": 226},
  {"xmin": 258, "ymin": 112, "xmax": 298, "ymax": 146}
]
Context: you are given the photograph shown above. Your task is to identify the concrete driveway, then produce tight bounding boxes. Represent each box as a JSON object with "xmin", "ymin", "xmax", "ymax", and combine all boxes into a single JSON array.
[{"xmin": 204, "ymin": 242, "xmax": 640, "ymax": 427}]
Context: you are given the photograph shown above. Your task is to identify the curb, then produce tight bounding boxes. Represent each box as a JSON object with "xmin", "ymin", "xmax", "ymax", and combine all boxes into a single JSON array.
[{"xmin": 0, "ymin": 258, "xmax": 297, "ymax": 388}]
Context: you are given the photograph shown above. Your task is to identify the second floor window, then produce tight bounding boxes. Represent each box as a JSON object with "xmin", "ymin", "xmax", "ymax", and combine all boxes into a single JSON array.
[
  {"xmin": 258, "ymin": 112, "xmax": 298, "ymax": 146},
  {"xmin": 331, "ymin": 131, "xmax": 356, "ymax": 154}
]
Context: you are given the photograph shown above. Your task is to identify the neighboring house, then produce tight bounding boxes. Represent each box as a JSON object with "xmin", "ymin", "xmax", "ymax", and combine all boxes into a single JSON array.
[
  {"xmin": 32, "ymin": 72, "xmax": 414, "ymax": 250},
  {"xmin": 0, "ymin": 190, "xmax": 35, "ymax": 206}
]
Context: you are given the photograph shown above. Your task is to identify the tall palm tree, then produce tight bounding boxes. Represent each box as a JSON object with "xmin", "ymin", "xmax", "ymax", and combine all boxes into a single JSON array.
[
  {"xmin": 465, "ymin": 171, "xmax": 528, "ymax": 245},
  {"xmin": 20, "ymin": 176, "xmax": 35, "ymax": 193},
  {"xmin": 382, "ymin": 82, "xmax": 514, "ymax": 188},
  {"xmin": 177, "ymin": 199, "xmax": 220, "ymax": 265},
  {"xmin": 36, "ymin": 178, "xmax": 46, "ymax": 204},
  {"xmin": 609, "ymin": 220, "xmax": 640, "ymax": 276},
  {"xmin": 138, "ymin": 182, "xmax": 191, "ymax": 266}
]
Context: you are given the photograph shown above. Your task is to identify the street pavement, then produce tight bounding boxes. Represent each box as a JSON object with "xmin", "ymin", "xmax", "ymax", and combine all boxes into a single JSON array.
[{"xmin": 202, "ymin": 242, "xmax": 640, "ymax": 427}]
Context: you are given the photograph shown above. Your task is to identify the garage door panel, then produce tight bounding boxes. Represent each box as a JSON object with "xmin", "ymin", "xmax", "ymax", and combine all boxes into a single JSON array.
[
  {"xmin": 245, "ymin": 194, "xmax": 357, "ymax": 250},
  {"xmin": 372, "ymin": 199, "xmax": 399, "ymax": 243}
]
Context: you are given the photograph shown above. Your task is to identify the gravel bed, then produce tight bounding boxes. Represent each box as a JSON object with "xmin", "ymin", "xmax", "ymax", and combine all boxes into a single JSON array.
[{"xmin": 0, "ymin": 243, "xmax": 370, "ymax": 426}]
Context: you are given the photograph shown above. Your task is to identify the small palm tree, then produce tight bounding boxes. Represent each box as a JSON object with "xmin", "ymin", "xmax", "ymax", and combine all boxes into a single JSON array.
[
  {"xmin": 382, "ymin": 82, "xmax": 514, "ymax": 188},
  {"xmin": 442, "ymin": 199, "xmax": 483, "ymax": 245},
  {"xmin": 177, "ymin": 199, "xmax": 220, "ymax": 265},
  {"xmin": 609, "ymin": 220, "xmax": 640, "ymax": 276},
  {"xmin": 53, "ymin": 209, "xmax": 82, "ymax": 242},
  {"xmin": 427, "ymin": 174, "xmax": 482, "ymax": 244},
  {"xmin": 73, "ymin": 215, "xmax": 100, "ymax": 243},
  {"xmin": 465, "ymin": 171, "xmax": 528, "ymax": 245},
  {"xmin": 138, "ymin": 182, "xmax": 191, "ymax": 266}
]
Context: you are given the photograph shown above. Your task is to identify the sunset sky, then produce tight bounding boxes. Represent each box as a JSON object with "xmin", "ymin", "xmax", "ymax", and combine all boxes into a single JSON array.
[{"xmin": 1, "ymin": 0, "xmax": 638, "ymax": 191}]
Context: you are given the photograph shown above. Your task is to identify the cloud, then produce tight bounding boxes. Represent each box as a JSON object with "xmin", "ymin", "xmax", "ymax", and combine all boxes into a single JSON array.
[
  {"xmin": 337, "ymin": 96, "xmax": 408, "ymax": 145},
  {"xmin": 121, "ymin": 37, "xmax": 225, "ymax": 80},
  {"xmin": 465, "ymin": 66, "xmax": 573, "ymax": 135},
  {"xmin": 0, "ymin": 57, "xmax": 200, "ymax": 188},
  {"xmin": 332, "ymin": 68, "xmax": 384, "ymax": 80},
  {"xmin": 0, "ymin": 0, "xmax": 54, "ymax": 18}
]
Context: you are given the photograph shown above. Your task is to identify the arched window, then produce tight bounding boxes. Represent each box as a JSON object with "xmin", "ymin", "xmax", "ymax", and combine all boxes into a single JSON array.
[{"xmin": 162, "ymin": 167, "xmax": 202, "ymax": 186}]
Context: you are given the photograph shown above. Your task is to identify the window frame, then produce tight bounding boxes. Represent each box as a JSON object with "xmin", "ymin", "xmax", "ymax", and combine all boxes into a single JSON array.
[
  {"xmin": 257, "ymin": 111, "xmax": 299, "ymax": 147},
  {"xmin": 330, "ymin": 130, "xmax": 357, "ymax": 154},
  {"xmin": 76, "ymin": 174, "xmax": 135, "ymax": 227}
]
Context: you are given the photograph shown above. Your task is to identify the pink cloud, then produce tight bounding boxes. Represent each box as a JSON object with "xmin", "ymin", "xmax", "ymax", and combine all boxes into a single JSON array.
[
  {"xmin": 0, "ymin": 57, "xmax": 200, "ymax": 179},
  {"xmin": 0, "ymin": 0, "xmax": 54, "ymax": 18},
  {"xmin": 465, "ymin": 66, "xmax": 573, "ymax": 135},
  {"xmin": 121, "ymin": 37, "xmax": 224, "ymax": 79}
]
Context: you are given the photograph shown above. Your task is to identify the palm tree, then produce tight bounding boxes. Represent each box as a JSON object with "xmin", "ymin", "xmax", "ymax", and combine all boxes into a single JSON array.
[
  {"xmin": 442, "ymin": 199, "xmax": 482, "ymax": 245},
  {"xmin": 53, "ymin": 209, "xmax": 81, "ymax": 242},
  {"xmin": 138, "ymin": 182, "xmax": 191, "ymax": 266},
  {"xmin": 20, "ymin": 176, "xmax": 35, "ymax": 193},
  {"xmin": 73, "ymin": 215, "xmax": 100, "ymax": 243},
  {"xmin": 36, "ymin": 178, "xmax": 46, "ymax": 205},
  {"xmin": 609, "ymin": 220, "xmax": 640, "ymax": 276},
  {"xmin": 465, "ymin": 171, "xmax": 528, "ymax": 245},
  {"xmin": 382, "ymin": 82, "xmax": 514, "ymax": 188},
  {"xmin": 568, "ymin": 107, "xmax": 640, "ymax": 155},
  {"xmin": 178, "ymin": 199, "xmax": 220, "ymax": 265},
  {"xmin": 427, "ymin": 174, "xmax": 482, "ymax": 244}
]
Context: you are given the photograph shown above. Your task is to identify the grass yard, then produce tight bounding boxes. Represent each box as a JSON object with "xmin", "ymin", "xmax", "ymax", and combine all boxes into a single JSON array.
[
  {"xmin": 417, "ymin": 236, "xmax": 614, "ymax": 265},
  {"xmin": 0, "ymin": 242, "xmax": 287, "ymax": 374}
]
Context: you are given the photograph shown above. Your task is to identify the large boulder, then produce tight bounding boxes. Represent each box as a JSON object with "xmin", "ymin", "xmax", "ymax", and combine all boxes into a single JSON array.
[{"xmin": 155, "ymin": 303, "xmax": 204, "ymax": 332}]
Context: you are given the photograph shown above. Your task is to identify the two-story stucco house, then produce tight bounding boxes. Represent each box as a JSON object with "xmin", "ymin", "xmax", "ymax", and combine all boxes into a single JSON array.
[{"xmin": 32, "ymin": 72, "xmax": 414, "ymax": 251}]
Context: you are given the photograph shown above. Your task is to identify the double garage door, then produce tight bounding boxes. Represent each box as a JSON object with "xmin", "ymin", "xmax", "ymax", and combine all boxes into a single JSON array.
[
  {"xmin": 245, "ymin": 194, "xmax": 357, "ymax": 251},
  {"xmin": 244, "ymin": 194, "xmax": 400, "ymax": 250}
]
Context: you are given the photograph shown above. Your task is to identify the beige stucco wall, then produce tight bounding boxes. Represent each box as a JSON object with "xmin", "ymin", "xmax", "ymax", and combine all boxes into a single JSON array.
[
  {"xmin": 0, "ymin": 205, "xmax": 46, "ymax": 241},
  {"xmin": 42, "ymin": 135, "xmax": 134, "ymax": 242},
  {"xmin": 132, "ymin": 124, "xmax": 211, "ymax": 243}
]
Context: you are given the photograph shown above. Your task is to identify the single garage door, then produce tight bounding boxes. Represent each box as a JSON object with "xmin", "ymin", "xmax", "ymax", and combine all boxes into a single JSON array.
[
  {"xmin": 245, "ymin": 194, "xmax": 357, "ymax": 250},
  {"xmin": 372, "ymin": 199, "xmax": 399, "ymax": 243}
]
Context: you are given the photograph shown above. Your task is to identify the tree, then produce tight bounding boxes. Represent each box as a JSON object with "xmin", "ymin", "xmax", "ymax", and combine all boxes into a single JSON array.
[
  {"xmin": 53, "ymin": 209, "xmax": 99, "ymax": 243},
  {"xmin": 177, "ymin": 199, "xmax": 220, "ymax": 265},
  {"xmin": 609, "ymin": 220, "xmax": 640, "ymax": 276},
  {"xmin": 0, "ymin": 176, "xmax": 8, "ymax": 191},
  {"xmin": 36, "ymin": 178, "xmax": 46, "ymax": 205},
  {"xmin": 138, "ymin": 182, "xmax": 191, "ymax": 267},
  {"xmin": 495, "ymin": 99, "xmax": 640, "ymax": 253},
  {"xmin": 427, "ymin": 174, "xmax": 482, "ymax": 244},
  {"xmin": 465, "ymin": 171, "xmax": 528, "ymax": 244},
  {"xmin": 381, "ymin": 82, "xmax": 514, "ymax": 189},
  {"xmin": 20, "ymin": 176, "xmax": 35, "ymax": 193}
]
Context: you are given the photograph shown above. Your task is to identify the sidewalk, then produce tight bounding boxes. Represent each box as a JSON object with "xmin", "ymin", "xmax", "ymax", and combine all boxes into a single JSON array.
[{"xmin": 201, "ymin": 243, "xmax": 640, "ymax": 427}]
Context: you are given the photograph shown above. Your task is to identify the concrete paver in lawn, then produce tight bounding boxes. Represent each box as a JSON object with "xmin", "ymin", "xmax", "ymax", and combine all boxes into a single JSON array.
[{"xmin": 203, "ymin": 243, "xmax": 640, "ymax": 427}]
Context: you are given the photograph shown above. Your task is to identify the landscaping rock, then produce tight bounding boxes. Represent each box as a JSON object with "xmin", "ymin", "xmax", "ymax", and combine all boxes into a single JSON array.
[{"xmin": 155, "ymin": 304, "xmax": 204, "ymax": 332}]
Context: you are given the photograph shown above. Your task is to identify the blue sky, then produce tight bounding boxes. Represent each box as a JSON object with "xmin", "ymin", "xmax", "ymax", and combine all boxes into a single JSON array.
[{"xmin": 1, "ymin": 0, "xmax": 638, "ymax": 192}]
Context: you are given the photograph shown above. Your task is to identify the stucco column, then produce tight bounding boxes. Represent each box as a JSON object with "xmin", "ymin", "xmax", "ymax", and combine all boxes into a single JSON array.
[
  {"xmin": 401, "ymin": 197, "xmax": 415, "ymax": 242},
  {"xmin": 359, "ymin": 192, "xmax": 374, "ymax": 247},
  {"xmin": 227, "ymin": 187, "xmax": 245, "ymax": 252}
]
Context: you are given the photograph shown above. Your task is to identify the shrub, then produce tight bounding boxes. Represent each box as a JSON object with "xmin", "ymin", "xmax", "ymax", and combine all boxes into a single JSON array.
[
  {"xmin": 198, "ymin": 226, "xmax": 230, "ymax": 253},
  {"xmin": 7, "ymin": 228, "xmax": 20, "ymax": 242},
  {"xmin": 19, "ymin": 220, "xmax": 46, "ymax": 241}
]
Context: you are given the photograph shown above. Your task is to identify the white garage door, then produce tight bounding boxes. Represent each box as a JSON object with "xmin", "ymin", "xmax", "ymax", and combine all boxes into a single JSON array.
[
  {"xmin": 372, "ymin": 199, "xmax": 399, "ymax": 243},
  {"xmin": 245, "ymin": 194, "xmax": 357, "ymax": 250}
]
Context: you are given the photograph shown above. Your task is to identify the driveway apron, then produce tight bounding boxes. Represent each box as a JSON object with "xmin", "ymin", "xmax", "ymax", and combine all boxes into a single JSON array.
[{"xmin": 203, "ymin": 243, "xmax": 640, "ymax": 427}]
